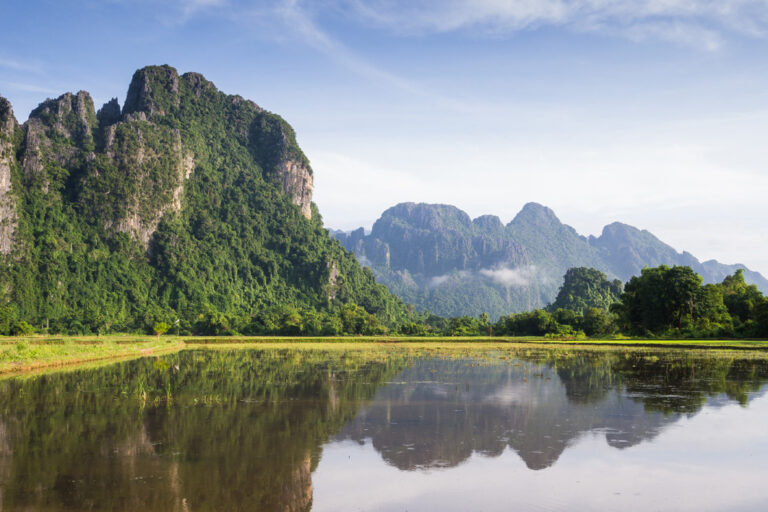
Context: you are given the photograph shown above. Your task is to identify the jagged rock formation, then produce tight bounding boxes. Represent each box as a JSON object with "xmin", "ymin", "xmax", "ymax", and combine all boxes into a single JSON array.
[
  {"xmin": 275, "ymin": 159, "xmax": 313, "ymax": 219},
  {"xmin": 0, "ymin": 97, "xmax": 18, "ymax": 255},
  {"xmin": 334, "ymin": 202, "xmax": 768, "ymax": 318},
  {"xmin": 0, "ymin": 65, "xmax": 405, "ymax": 332}
]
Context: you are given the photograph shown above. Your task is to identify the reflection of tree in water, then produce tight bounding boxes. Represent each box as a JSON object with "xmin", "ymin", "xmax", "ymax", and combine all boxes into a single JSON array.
[
  {"xmin": 0, "ymin": 349, "xmax": 406, "ymax": 512},
  {"xmin": 1, "ymin": 347, "xmax": 767, "ymax": 511},
  {"xmin": 339, "ymin": 350, "xmax": 768, "ymax": 471}
]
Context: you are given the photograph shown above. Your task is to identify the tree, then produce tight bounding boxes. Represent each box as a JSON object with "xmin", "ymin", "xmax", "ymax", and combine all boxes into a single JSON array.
[
  {"xmin": 614, "ymin": 265, "xmax": 732, "ymax": 335},
  {"xmin": 548, "ymin": 267, "xmax": 623, "ymax": 314},
  {"xmin": 153, "ymin": 322, "xmax": 170, "ymax": 337},
  {"xmin": 719, "ymin": 269, "xmax": 764, "ymax": 335},
  {"xmin": 581, "ymin": 308, "xmax": 615, "ymax": 336},
  {"xmin": 755, "ymin": 299, "xmax": 768, "ymax": 338}
]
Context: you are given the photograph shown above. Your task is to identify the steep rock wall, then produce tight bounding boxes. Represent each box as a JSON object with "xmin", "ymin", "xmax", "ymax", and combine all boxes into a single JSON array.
[{"xmin": 0, "ymin": 97, "xmax": 17, "ymax": 254}]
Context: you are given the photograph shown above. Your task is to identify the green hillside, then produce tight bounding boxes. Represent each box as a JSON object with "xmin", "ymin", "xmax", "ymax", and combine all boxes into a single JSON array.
[{"xmin": 0, "ymin": 65, "xmax": 409, "ymax": 335}]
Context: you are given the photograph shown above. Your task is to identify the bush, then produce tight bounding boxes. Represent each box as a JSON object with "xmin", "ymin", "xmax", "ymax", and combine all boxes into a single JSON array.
[{"xmin": 10, "ymin": 321, "xmax": 34, "ymax": 336}]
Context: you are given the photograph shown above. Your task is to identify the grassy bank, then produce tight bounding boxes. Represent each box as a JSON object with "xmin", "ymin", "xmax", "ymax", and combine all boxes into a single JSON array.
[
  {"xmin": 0, "ymin": 335, "xmax": 185, "ymax": 375},
  {"xmin": 2, "ymin": 334, "xmax": 767, "ymax": 376}
]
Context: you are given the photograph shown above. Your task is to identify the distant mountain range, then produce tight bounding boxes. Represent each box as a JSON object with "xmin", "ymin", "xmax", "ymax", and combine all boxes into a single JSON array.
[{"xmin": 332, "ymin": 202, "xmax": 768, "ymax": 318}]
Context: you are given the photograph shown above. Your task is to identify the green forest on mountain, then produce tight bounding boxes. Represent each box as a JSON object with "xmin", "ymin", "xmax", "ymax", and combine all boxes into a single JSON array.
[{"xmin": 0, "ymin": 66, "xmax": 409, "ymax": 336}]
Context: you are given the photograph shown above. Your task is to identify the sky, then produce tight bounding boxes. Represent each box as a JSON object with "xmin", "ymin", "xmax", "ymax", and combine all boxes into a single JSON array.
[{"xmin": 2, "ymin": 0, "xmax": 768, "ymax": 275}]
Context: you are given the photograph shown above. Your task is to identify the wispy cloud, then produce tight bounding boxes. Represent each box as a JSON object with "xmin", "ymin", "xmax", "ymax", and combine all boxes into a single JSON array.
[
  {"xmin": 178, "ymin": 0, "xmax": 228, "ymax": 18},
  {"xmin": 3, "ymin": 82, "xmax": 59, "ymax": 94},
  {"xmin": 273, "ymin": 0, "xmax": 435, "ymax": 97},
  {"xmin": 0, "ymin": 58, "xmax": 43, "ymax": 74},
  {"xmin": 425, "ymin": 265, "xmax": 542, "ymax": 289},
  {"xmin": 479, "ymin": 265, "xmax": 541, "ymax": 288},
  {"xmin": 342, "ymin": 0, "xmax": 768, "ymax": 50},
  {"xmin": 168, "ymin": 0, "xmax": 768, "ymax": 51}
]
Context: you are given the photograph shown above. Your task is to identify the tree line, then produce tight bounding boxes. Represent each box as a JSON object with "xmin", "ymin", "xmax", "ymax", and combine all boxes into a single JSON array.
[
  {"xmin": 2, "ymin": 265, "xmax": 767, "ymax": 338},
  {"xmin": 430, "ymin": 266, "xmax": 768, "ymax": 339}
]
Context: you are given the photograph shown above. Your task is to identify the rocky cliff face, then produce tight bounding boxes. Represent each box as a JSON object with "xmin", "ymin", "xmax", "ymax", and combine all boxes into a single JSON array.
[
  {"xmin": 91, "ymin": 104, "xmax": 194, "ymax": 246},
  {"xmin": 335, "ymin": 202, "xmax": 768, "ymax": 318},
  {"xmin": 247, "ymin": 106, "xmax": 314, "ymax": 220},
  {"xmin": 20, "ymin": 91, "xmax": 97, "ymax": 193},
  {"xmin": 4, "ymin": 65, "xmax": 316, "ymax": 249},
  {"xmin": 121, "ymin": 66, "xmax": 314, "ymax": 220},
  {"xmin": 361, "ymin": 202, "xmax": 528, "ymax": 274},
  {"xmin": 276, "ymin": 159, "xmax": 313, "ymax": 219},
  {"xmin": 0, "ymin": 65, "xmax": 404, "ymax": 333},
  {"xmin": 0, "ymin": 97, "xmax": 18, "ymax": 255}
]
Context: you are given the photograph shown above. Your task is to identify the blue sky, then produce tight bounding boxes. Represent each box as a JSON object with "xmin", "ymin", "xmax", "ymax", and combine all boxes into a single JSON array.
[{"xmin": 3, "ymin": 0, "xmax": 768, "ymax": 275}]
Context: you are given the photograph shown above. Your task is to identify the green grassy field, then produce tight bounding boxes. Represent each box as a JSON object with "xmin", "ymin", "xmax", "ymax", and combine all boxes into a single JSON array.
[
  {"xmin": 2, "ymin": 334, "xmax": 767, "ymax": 376},
  {"xmin": 0, "ymin": 335, "xmax": 185, "ymax": 375}
]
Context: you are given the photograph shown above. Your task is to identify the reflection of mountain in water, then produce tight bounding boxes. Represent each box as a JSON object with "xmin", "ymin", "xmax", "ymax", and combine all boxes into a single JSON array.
[
  {"xmin": 338, "ymin": 352, "xmax": 768, "ymax": 471},
  {"xmin": 0, "ymin": 349, "xmax": 406, "ymax": 512},
  {"xmin": 1, "ymin": 348, "xmax": 767, "ymax": 510}
]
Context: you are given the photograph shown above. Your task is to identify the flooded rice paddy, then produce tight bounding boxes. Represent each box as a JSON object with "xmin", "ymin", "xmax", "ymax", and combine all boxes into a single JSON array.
[{"xmin": 1, "ymin": 345, "xmax": 767, "ymax": 511}]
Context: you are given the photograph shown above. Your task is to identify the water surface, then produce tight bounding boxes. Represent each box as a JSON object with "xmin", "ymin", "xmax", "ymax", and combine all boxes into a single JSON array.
[{"xmin": 1, "ymin": 347, "xmax": 767, "ymax": 511}]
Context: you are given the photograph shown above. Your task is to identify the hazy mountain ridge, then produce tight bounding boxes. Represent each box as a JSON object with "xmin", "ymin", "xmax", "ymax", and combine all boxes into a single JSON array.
[{"xmin": 333, "ymin": 202, "xmax": 768, "ymax": 318}]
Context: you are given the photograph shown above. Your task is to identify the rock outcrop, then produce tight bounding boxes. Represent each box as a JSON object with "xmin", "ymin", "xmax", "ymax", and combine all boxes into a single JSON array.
[
  {"xmin": 20, "ymin": 91, "xmax": 97, "ymax": 192},
  {"xmin": 121, "ymin": 65, "xmax": 314, "ymax": 221},
  {"xmin": 0, "ymin": 97, "xmax": 18, "ymax": 254},
  {"xmin": 96, "ymin": 98, "xmax": 121, "ymax": 130},
  {"xmin": 123, "ymin": 65, "xmax": 180, "ymax": 116},
  {"xmin": 276, "ymin": 159, "xmax": 313, "ymax": 219},
  {"xmin": 98, "ymin": 125, "xmax": 194, "ymax": 246},
  {"xmin": 248, "ymin": 108, "xmax": 314, "ymax": 220}
]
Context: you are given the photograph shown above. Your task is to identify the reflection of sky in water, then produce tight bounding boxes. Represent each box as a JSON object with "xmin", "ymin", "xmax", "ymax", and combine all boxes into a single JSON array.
[
  {"xmin": 3, "ymin": 350, "xmax": 767, "ymax": 511},
  {"xmin": 313, "ymin": 393, "xmax": 768, "ymax": 512}
]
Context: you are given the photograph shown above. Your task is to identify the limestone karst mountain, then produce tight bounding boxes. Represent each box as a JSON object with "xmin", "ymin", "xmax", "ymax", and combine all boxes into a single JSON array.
[
  {"xmin": 0, "ymin": 65, "xmax": 407, "ymax": 333},
  {"xmin": 333, "ymin": 202, "xmax": 768, "ymax": 318}
]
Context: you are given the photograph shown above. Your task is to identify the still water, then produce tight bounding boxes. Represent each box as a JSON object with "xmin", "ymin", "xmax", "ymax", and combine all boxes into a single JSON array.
[{"xmin": 1, "ymin": 346, "xmax": 767, "ymax": 511}]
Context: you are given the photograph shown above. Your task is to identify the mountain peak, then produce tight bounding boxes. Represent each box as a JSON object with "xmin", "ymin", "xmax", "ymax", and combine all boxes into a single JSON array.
[
  {"xmin": 26, "ymin": 91, "xmax": 97, "ymax": 147},
  {"xmin": 377, "ymin": 203, "xmax": 472, "ymax": 232},
  {"xmin": 472, "ymin": 214, "xmax": 504, "ymax": 232},
  {"xmin": 29, "ymin": 91, "xmax": 95, "ymax": 120},
  {"xmin": 123, "ymin": 64, "xmax": 181, "ymax": 116},
  {"xmin": 0, "ymin": 96, "xmax": 18, "ymax": 133},
  {"xmin": 511, "ymin": 202, "xmax": 561, "ymax": 227},
  {"xmin": 597, "ymin": 221, "xmax": 664, "ymax": 248},
  {"xmin": 97, "ymin": 98, "xmax": 121, "ymax": 128}
]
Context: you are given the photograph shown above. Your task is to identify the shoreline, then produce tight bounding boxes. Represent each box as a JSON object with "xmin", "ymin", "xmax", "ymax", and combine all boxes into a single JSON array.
[{"xmin": 2, "ymin": 335, "xmax": 767, "ymax": 377}]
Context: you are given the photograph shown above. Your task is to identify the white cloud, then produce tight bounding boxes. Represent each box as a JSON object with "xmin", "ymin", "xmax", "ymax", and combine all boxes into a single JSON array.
[
  {"xmin": 0, "ymin": 58, "xmax": 43, "ymax": 74},
  {"xmin": 428, "ymin": 270, "xmax": 471, "ymax": 288},
  {"xmin": 343, "ymin": 0, "xmax": 768, "ymax": 49},
  {"xmin": 479, "ymin": 265, "xmax": 540, "ymax": 288},
  {"xmin": 421, "ymin": 266, "xmax": 541, "ymax": 289},
  {"xmin": 3, "ymin": 82, "xmax": 59, "ymax": 94}
]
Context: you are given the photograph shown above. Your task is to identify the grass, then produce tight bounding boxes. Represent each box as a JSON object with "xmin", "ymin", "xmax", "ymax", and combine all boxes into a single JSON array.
[
  {"xmin": 0, "ymin": 335, "xmax": 185, "ymax": 376},
  {"xmin": 1, "ymin": 334, "xmax": 767, "ymax": 377},
  {"xmin": 183, "ymin": 335, "xmax": 768, "ymax": 350}
]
